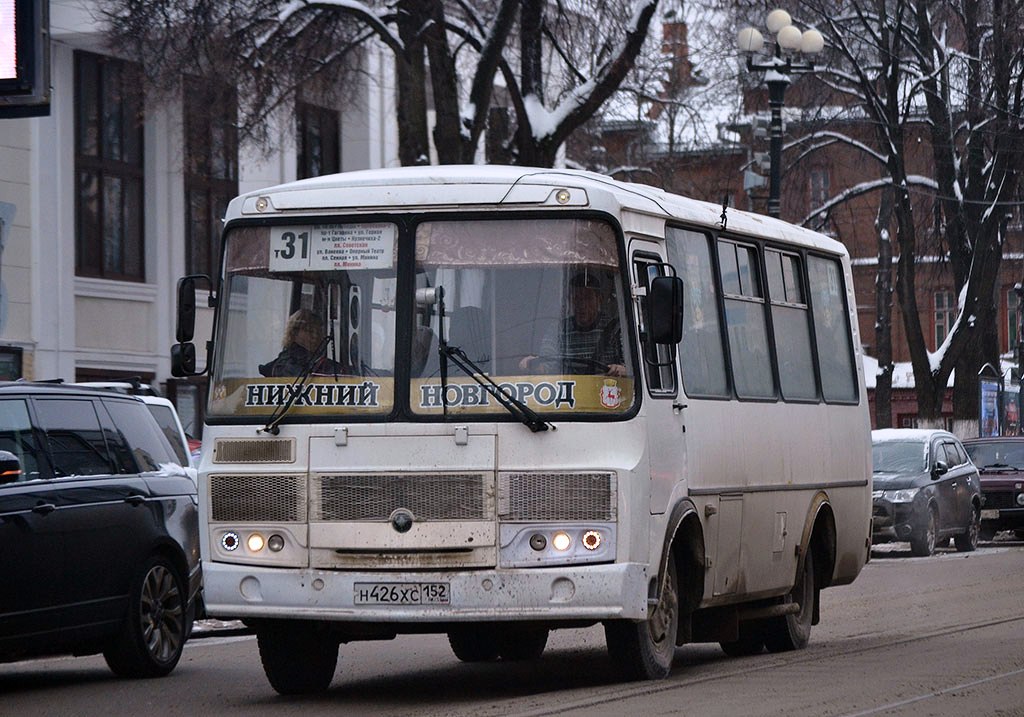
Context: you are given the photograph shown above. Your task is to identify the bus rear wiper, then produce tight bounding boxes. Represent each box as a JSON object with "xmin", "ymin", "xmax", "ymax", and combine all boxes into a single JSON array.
[
  {"xmin": 440, "ymin": 343, "xmax": 552, "ymax": 433},
  {"xmin": 260, "ymin": 333, "xmax": 335, "ymax": 435},
  {"xmin": 436, "ymin": 285, "xmax": 550, "ymax": 433}
]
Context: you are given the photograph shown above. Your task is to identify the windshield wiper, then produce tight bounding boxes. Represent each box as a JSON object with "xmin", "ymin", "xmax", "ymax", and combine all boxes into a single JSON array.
[
  {"xmin": 441, "ymin": 343, "xmax": 552, "ymax": 433},
  {"xmin": 436, "ymin": 286, "xmax": 550, "ymax": 433},
  {"xmin": 260, "ymin": 333, "xmax": 335, "ymax": 435}
]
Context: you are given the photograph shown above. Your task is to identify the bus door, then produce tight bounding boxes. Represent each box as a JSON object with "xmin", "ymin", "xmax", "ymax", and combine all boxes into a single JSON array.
[{"xmin": 630, "ymin": 242, "xmax": 686, "ymax": 515}]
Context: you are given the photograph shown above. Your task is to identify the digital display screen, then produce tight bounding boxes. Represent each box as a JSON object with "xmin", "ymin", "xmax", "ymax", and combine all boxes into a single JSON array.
[{"xmin": 0, "ymin": 0, "xmax": 15, "ymax": 81}]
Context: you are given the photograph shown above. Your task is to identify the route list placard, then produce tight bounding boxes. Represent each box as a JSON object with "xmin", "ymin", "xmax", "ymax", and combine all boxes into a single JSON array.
[{"xmin": 269, "ymin": 223, "xmax": 396, "ymax": 271}]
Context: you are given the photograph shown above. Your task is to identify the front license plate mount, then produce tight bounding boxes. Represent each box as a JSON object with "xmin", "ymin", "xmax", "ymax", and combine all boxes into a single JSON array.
[
  {"xmin": 981, "ymin": 509, "xmax": 1000, "ymax": 520},
  {"xmin": 354, "ymin": 582, "xmax": 450, "ymax": 605}
]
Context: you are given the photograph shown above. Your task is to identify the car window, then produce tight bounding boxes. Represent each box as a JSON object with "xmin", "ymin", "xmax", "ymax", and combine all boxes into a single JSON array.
[
  {"xmin": 954, "ymin": 441, "xmax": 969, "ymax": 466},
  {"xmin": 942, "ymin": 442, "xmax": 960, "ymax": 467},
  {"xmin": 145, "ymin": 404, "xmax": 189, "ymax": 466},
  {"xmin": 103, "ymin": 400, "xmax": 180, "ymax": 471},
  {"xmin": 872, "ymin": 440, "xmax": 927, "ymax": 473},
  {"xmin": 0, "ymin": 399, "xmax": 49, "ymax": 481},
  {"xmin": 33, "ymin": 399, "xmax": 116, "ymax": 477}
]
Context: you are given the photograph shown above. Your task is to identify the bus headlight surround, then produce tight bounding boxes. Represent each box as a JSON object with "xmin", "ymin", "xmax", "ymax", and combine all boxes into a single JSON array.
[
  {"xmin": 498, "ymin": 524, "xmax": 615, "ymax": 568},
  {"xmin": 221, "ymin": 531, "xmax": 240, "ymax": 551}
]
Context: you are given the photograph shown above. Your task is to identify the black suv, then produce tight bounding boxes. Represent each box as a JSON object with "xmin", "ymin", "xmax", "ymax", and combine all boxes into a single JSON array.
[{"xmin": 0, "ymin": 382, "xmax": 201, "ymax": 677}]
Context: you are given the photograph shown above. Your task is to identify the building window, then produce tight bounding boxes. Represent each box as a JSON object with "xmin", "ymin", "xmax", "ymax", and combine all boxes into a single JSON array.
[
  {"xmin": 74, "ymin": 52, "xmax": 144, "ymax": 281},
  {"xmin": 809, "ymin": 168, "xmax": 829, "ymax": 207},
  {"xmin": 184, "ymin": 77, "xmax": 238, "ymax": 278},
  {"xmin": 934, "ymin": 290, "xmax": 956, "ymax": 349},
  {"xmin": 297, "ymin": 102, "xmax": 340, "ymax": 179}
]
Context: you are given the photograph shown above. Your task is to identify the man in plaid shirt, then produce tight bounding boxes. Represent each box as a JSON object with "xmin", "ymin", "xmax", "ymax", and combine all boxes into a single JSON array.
[{"xmin": 520, "ymin": 270, "xmax": 626, "ymax": 376}]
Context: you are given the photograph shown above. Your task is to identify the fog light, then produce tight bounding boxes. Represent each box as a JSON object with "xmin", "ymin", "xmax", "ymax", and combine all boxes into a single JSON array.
[
  {"xmin": 529, "ymin": 533, "xmax": 547, "ymax": 551},
  {"xmin": 267, "ymin": 534, "xmax": 285, "ymax": 552},
  {"xmin": 221, "ymin": 532, "xmax": 239, "ymax": 551},
  {"xmin": 247, "ymin": 533, "xmax": 265, "ymax": 552},
  {"xmin": 582, "ymin": 530, "xmax": 602, "ymax": 550},
  {"xmin": 552, "ymin": 531, "xmax": 572, "ymax": 551}
]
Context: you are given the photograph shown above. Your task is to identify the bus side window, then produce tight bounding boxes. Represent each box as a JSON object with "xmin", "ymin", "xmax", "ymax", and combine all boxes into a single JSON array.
[
  {"xmin": 633, "ymin": 256, "xmax": 677, "ymax": 396},
  {"xmin": 718, "ymin": 239, "xmax": 775, "ymax": 400},
  {"xmin": 666, "ymin": 227, "xmax": 729, "ymax": 397},
  {"xmin": 765, "ymin": 249, "xmax": 816, "ymax": 401},
  {"xmin": 807, "ymin": 256, "xmax": 858, "ymax": 402}
]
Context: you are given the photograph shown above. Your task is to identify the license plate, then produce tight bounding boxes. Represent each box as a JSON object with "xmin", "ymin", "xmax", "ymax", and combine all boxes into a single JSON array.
[
  {"xmin": 981, "ymin": 509, "xmax": 1000, "ymax": 520},
  {"xmin": 354, "ymin": 582, "xmax": 450, "ymax": 605}
]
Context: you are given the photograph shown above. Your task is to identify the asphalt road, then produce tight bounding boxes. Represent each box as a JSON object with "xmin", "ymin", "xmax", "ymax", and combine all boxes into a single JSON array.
[{"xmin": 3, "ymin": 538, "xmax": 1024, "ymax": 717}]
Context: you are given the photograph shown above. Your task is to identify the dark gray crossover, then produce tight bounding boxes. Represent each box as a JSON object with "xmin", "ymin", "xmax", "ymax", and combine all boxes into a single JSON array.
[
  {"xmin": 0, "ymin": 383, "xmax": 201, "ymax": 677},
  {"xmin": 871, "ymin": 428, "xmax": 982, "ymax": 556}
]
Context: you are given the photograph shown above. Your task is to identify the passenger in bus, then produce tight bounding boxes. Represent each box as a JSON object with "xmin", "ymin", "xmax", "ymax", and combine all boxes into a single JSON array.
[
  {"xmin": 259, "ymin": 309, "xmax": 340, "ymax": 377},
  {"xmin": 518, "ymin": 270, "xmax": 626, "ymax": 376}
]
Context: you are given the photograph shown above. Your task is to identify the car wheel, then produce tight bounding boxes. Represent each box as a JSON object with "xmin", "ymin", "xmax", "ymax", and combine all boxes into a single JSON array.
[
  {"xmin": 910, "ymin": 507, "xmax": 937, "ymax": 557},
  {"xmin": 954, "ymin": 505, "xmax": 980, "ymax": 552},
  {"xmin": 257, "ymin": 621, "xmax": 338, "ymax": 695},
  {"xmin": 604, "ymin": 554, "xmax": 678, "ymax": 681},
  {"xmin": 103, "ymin": 555, "xmax": 187, "ymax": 678},
  {"xmin": 764, "ymin": 548, "xmax": 815, "ymax": 653},
  {"xmin": 447, "ymin": 626, "xmax": 500, "ymax": 662}
]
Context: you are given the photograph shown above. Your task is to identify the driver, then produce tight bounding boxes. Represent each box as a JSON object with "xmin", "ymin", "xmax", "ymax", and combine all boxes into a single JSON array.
[
  {"xmin": 519, "ymin": 270, "xmax": 626, "ymax": 376},
  {"xmin": 259, "ymin": 309, "xmax": 340, "ymax": 377}
]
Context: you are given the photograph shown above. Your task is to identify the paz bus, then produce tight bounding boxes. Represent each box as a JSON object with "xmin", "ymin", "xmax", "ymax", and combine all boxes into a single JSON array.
[{"xmin": 171, "ymin": 165, "xmax": 872, "ymax": 694}]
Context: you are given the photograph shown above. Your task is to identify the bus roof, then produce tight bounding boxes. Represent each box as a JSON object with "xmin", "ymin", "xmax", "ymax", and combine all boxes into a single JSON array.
[{"xmin": 227, "ymin": 165, "xmax": 846, "ymax": 255}]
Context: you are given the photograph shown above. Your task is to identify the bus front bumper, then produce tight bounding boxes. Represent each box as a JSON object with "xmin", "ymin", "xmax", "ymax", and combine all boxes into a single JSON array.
[{"xmin": 202, "ymin": 561, "xmax": 649, "ymax": 622}]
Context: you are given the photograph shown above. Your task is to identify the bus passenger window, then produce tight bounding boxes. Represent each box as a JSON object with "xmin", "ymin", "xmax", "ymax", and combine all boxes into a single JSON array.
[
  {"xmin": 718, "ymin": 240, "xmax": 774, "ymax": 400},
  {"xmin": 666, "ymin": 228, "xmax": 728, "ymax": 397},
  {"xmin": 765, "ymin": 249, "xmax": 816, "ymax": 400},
  {"xmin": 807, "ymin": 256, "xmax": 858, "ymax": 401}
]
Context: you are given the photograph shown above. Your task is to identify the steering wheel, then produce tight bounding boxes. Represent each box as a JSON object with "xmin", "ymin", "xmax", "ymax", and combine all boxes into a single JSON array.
[{"xmin": 532, "ymin": 354, "xmax": 610, "ymax": 373}]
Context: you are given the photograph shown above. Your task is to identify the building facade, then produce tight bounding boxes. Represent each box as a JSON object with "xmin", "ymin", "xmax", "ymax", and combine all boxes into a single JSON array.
[{"xmin": 0, "ymin": 1, "xmax": 399, "ymax": 435}]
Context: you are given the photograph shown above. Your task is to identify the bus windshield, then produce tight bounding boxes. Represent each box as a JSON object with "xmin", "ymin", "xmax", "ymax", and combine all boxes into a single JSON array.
[{"xmin": 208, "ymin": 217, "xmax": 635, "ymax": 421}]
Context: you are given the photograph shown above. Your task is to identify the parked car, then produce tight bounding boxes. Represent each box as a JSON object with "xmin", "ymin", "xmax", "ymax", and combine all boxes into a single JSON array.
[
  {"xmin": 0, "ymin": 382, "xmax": 201, "ymax": 677},
  {"xmin": 961, "ymin": 437, "xmax": 1024, "ymax": 541},
  {"xmin": 871, "ymin": 428, "xmax": 982, "ymax": 556}
]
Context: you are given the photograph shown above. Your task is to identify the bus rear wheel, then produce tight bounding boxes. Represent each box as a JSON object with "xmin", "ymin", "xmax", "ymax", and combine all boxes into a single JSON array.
[
  {"xmin": 604, "ymin": 556, "xmax": 678, "ymax": 681},
  {"xmin": 764, "ymin": 548, "xmax": 815, "ymax": 653},
  {"xmin": 257, "ymin": 621, "xmax": 338, "ymax": 695}
]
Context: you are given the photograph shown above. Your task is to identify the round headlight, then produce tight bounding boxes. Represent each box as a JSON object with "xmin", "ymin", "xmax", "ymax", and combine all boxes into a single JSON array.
[
  {"xmin": 552, "ymin": 531, "xmax": 572, "ymax": 551},
  {"xmin": 267, "ymin": 534, "xmax": 285, "ymax": 552},
  {"xmin": 221, "ymin": 532, "xmax": 239, "ymax": 551},
  {"xmin": 582, "ymin": 530, "xmax": 602, "ymax": 550},
  {"xmin": 247, "ymin": 533, "xmax": 265, "ymax": 552},
  {"xmin": 1016, "ymin": 493, "xmax": 1024, "ymax": 507}
]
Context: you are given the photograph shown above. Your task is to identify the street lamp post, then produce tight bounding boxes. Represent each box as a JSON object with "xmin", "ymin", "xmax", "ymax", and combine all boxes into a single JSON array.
[{"xmin": 737, "ymin": 9, "xmax": 824, "ymax": 219}]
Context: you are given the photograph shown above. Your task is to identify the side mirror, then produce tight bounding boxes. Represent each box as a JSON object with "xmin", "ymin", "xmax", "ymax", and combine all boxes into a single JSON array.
[
  {"xmin": 649, "ymin": 275, "xmax": 685, "ymax": 344},
  {"xmin": 932, "ymin": 460, "xmax": 949, "ymax": 478},
  {"xmin": 0, "ymin": 450, "xmax": 22, "ymax": 484},
  {"xmin": 176, "ymin": 276, "xmax": 198, "ymax": 343},
  {"xmin": 171, "ymin": 342, "xmax": 197, "ymax": 377}
]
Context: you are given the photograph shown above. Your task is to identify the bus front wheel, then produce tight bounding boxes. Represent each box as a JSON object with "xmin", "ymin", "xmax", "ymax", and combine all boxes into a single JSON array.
[
  {"xmin": 257, "ymin": 621, "xmax": 338, "ymax": 695},
  {"xmin": 604, "ymin": 556, "xmax": 678, "ymax": 680}
]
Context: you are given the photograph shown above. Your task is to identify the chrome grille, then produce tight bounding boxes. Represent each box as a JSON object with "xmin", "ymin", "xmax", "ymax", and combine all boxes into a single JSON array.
[
  {"xmin": 498, "ymin": 472, "xmax": 616, "ymax": 521},
  {"xmin": 213, "ymin": 438, "xmax": 295, "ymax": 463},
  {"xmin": 209, "ymin": 474, "xmax": 307, "ymax": 522},
  {"xmin": 313, "ymin": 473, "xmax": 489, "ymax": 521}
]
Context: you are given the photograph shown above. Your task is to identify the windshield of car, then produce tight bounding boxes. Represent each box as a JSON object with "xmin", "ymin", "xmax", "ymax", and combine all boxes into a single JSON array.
[
  {"xmin": 872, "ymin": 440, "xmax": 928, "ymax": 473},
  {"xmin": 964, "ymin": 442, "xmax": 1024, "ymax": 470}
]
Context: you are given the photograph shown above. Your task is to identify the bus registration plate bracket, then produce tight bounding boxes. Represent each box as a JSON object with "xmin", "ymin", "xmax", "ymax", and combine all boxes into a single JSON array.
[{"xmin": 354, "ymin": 582, "xmax": 451, "ymax": 605}]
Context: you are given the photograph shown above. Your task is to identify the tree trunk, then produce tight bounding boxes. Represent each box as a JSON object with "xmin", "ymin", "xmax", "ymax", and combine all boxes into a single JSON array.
[
  {"xmin": 874, "ymin": 189, "xmax": 895, "ymax": 428},
  {"xmin": 396, "ymin": 2, "xmax": 430, "ymax": 166}
]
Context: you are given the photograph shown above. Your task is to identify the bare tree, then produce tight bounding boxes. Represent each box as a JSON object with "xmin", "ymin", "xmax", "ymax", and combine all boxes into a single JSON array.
[
  {"xmin": 101, "ymin": 0, "xmax": 660, "ymax": 168},
  {"xmin": 787, "ymin": 0, "xmax": 1024, "ymax": 426}
]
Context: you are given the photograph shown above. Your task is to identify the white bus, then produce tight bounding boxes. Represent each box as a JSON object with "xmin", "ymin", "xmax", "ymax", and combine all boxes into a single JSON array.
[{"xmin": 172, "ymin": 165, "xmax": 872, "ymax": 694}]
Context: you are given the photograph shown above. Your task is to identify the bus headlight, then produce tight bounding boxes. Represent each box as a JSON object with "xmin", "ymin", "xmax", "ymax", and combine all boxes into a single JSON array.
[
  {"xmin": 499, "ymin": 524, "xmax": 615, "ymax": 568},
  {"xmin": 221, "ymin": 531, "xmax": 240, "ymax": 551},
  {"xmin": 268, "ymin": 534, "xmax": 285, "ymax": 552},
  {"xmin": 247, "ymin": 533, "xmax": 265, "ymax": 552}
]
